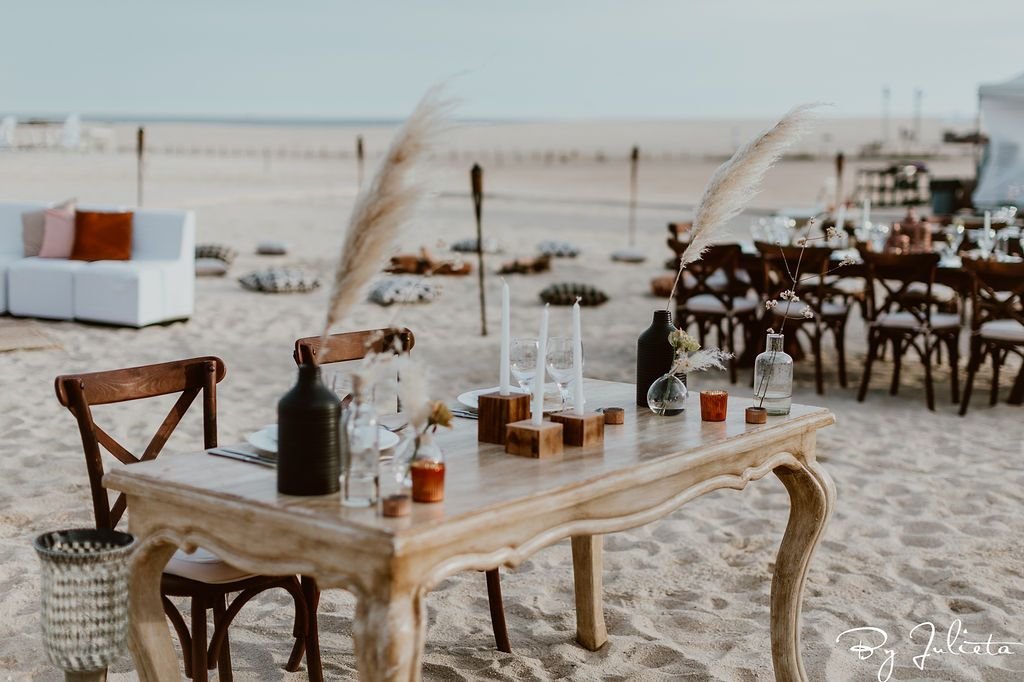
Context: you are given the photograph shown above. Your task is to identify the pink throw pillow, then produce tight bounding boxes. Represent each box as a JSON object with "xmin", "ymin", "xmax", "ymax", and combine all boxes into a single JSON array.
[{"xmin": 37, "ymin": 208, "xmax": 76, "ymax": 258}]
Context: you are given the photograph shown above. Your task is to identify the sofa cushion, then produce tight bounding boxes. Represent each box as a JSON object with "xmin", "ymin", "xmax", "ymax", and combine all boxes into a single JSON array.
[
  {"xmin": 7, "ymin": 257, "xmax": 88, "ymax": 320},
  {"xmin": 22, "ymin": 198, "xmax": 75, "ymax": 257},
  {"xmin": 72, "ymin": 210, "xmax": 133, "ymax": 261},
  {"xmin": 38, "ymin": 208, "xmax": 77, "ymax": 258},
  {"xmin": 73, "ymin": 260, "xmax": 189, "ymax": 327},
  {"xmin": 0, "ymin": 253, "xmax": 23, "ymax": 314}
]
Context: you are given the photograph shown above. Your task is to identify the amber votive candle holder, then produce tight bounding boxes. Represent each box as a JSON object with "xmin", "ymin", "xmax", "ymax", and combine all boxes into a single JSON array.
[
  {"xmin": 700, "ymin": 390, "xmax": 728, "ymax": 422},
  {"xmin": 411, "ymin": 460, "xmax": 445, "ymax": 503}
]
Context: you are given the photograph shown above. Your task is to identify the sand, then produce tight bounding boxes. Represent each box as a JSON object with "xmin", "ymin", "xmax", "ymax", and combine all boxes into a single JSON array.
[{"xmin": 1, "ymin": 120, "xmax": 1022, "ymax": 681}]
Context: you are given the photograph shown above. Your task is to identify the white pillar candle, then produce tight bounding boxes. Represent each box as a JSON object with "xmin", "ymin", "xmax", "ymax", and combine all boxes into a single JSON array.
[
  {"xmin": 572, "ymin": 298, "xmax": 584, "ymax": 415},
  {"xmin": 984, "ymin": 210, "xmax": 992, "ymax": 232},
  {"xmin": 532, "ymin": 304, "xmax": 549, "ymax": 426},
  {"xmin": 861, "ymin": 198, "xmax": 871, "ymax": 227},
  {"xmin": 499, "ymin": 279, "xmax": 510, "ymax": 395}
]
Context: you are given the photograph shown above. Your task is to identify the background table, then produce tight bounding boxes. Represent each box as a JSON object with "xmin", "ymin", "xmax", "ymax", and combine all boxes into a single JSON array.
[{"xmin": 105, "ymin": 379, "xmax": 836, "ymax": 681}]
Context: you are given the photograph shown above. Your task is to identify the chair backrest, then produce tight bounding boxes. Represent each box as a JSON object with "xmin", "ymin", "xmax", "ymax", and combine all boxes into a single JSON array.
[
  {"xmin": 54, "ymin": 356, "xmax": 226, "ymax": 530},
  {"xmin": 861, "ymin": 252, "xmax": 939, "ymax": 324},
  {"xmin": 293, "ymin": 328, "xmax": 416, "ymax": 366},
  {"xmin": 669, "ymin": 242, "xmax": 745, "ymax": 307},
  {"xmin": 755, "ymin": 242, "xmax": 833, "ymax": 308},
  {"xmin": 964, "ymin": 260, "xmax": 1024, "ymax": 331}
]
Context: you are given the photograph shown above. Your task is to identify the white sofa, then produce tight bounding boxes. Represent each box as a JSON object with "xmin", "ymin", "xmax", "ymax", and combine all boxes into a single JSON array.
[{"xmin": 0, "ymin": 202, "xmax": 195, "ymax": 327}]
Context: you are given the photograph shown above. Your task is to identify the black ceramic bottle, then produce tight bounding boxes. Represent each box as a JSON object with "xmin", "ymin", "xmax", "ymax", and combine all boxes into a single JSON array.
[
  {"xmin": 277, "ymin": 364, "xmax": 341, "ymax": 496},
  {"xmin": 636, "ymin": 309, "xmax": 677, "ymax": 407}
]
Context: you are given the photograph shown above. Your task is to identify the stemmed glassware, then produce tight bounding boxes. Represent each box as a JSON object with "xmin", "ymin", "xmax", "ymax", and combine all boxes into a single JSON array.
[
  {"xmin": 510, "ymin": 337, "xmax": 538, "ymax": 393},
  {"xmin": 545, "ymin": 337, "xmax": 578, "ymax": 411}
]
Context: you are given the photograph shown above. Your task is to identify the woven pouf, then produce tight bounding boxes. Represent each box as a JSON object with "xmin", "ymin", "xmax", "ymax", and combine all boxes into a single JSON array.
[{"xmin": 34, "ymin": 528, "xmax": 136, "ymax": 674}]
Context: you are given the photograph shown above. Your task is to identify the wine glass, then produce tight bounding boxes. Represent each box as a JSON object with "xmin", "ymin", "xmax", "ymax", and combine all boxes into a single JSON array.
[
  {"xmin": 510, "ymin": 337, "xmax": 538, "ymax": 393},
  {"xmin": 545, "ymin": 337, "xmax": 578, "ymax": 411},
  {"xmin": 978, "ymin": 226, "xmax": 996, "ymax": 259},
  {"xmin": 945, "ymin": 223, "xmax": 966, "ymax": 255}
]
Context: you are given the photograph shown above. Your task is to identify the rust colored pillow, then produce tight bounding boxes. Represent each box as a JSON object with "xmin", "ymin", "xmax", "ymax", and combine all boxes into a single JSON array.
[{"xmin": 71, "ymin": 211, "xmax": 134, "ymax": 261}]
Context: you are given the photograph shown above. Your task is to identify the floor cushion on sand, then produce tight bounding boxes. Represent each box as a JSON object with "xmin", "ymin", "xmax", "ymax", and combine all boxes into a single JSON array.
[
  {"xmin": 368, "ymin": 276, "xmax": 441, "ymax": 306},
  {"xmin": 451, "ymin": 237, "xmax": 501, "ymax": 254},
  {"xmin": 650, "ymin": 274, "xmax": 675, "ymax": 298},
  {"xmin": 611, "ymin": 248, "xmax": 647, "ymax": 263},
  {"xmin": 239, "ymin": 267, "xmax": 320, "ymax": 293},
  {"xmin": 499, "ymin": 254, "xmax": 551, "ymax": 275},
  {"xmin": 540, "ymin": 282, "xmax": 609, "ymax": 306},
  {"xmin": 256, "ymin": 240, "xmax": 289, "ymax": 255},
  {"xmin": 537, "ymin": 240, "xmax": 580, "ymax": 258},
  {"xmin": 196, "ymin": 258, "xmax": 230, "ymax": 277},
  {"xmin": 196, "ymin": 243, "xmax": 237, "ymax": 265},
  {"xmin": 386, "ymin": 247, "xmax": 472, "ymax": 276}
]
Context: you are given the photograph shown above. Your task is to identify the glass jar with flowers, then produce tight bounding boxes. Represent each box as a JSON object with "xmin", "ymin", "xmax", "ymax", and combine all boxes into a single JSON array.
[{"xmin": 408, "ymin": 401, "xmax": 452, "ymax": 503}]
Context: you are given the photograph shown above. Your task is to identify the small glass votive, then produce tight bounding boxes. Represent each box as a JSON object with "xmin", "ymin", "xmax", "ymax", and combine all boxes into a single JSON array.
[{"xmin": 700, "ymin": 390, "xmax": 728, "ymax": 422}]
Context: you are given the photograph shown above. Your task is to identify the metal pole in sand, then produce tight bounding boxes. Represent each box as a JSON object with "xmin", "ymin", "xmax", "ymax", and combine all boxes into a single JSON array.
[
  {"xmin": 471, "ymin": 163, "xmax": 487, "ymax": 337},
  {"xmin": 628, "ymin": 145, "xmax": 639, "ymax": 247},
  {"xmin": 356, "ymin": 135, "xmax": 365, "ymax": 191},
  {"xmin": 136, "ymin": 126, "xmax": 144, "ymax": 206}
]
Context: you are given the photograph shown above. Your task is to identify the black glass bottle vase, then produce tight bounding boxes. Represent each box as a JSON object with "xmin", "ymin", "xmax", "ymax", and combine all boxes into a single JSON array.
[
  {"xmin": 636, "ymin": 309, "xmax": 677, "ymax": 407},
  {"xmin": 277, "ymin": 364, "xmax": 341, "ymax": 496}
]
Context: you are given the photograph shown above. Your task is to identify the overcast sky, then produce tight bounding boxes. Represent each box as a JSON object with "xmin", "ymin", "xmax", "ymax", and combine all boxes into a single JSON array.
[{"xmin": 3, "ymin": 1, "xmax": 1020, "ymax": 120}]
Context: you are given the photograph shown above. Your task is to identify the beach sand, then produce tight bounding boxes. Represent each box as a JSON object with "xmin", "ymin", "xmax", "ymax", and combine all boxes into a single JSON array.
[{"xmin": 1, "ymin": 121, "xmax": 1021, "ymax": 681}]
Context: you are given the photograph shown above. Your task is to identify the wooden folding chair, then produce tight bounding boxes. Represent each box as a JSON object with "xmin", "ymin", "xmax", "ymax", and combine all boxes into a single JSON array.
[
  {"xmin": 293, "ymin": 328, "xmax": 513, "ymax": 654},
  {"xmin": 55, "ymin": 357, "xmax": 321, "ymax": 681}
]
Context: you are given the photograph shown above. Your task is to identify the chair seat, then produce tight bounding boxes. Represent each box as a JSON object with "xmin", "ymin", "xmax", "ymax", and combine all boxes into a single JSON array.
[
  {"xmin": 681, "ymin": 269, "xmax": 750, "ymax": 292},
  {"xmin": 682, "ymin": 294, "xmax": 757, "ymax": 314},
  {"xmin": 906, "ymin": 282, "xmax": 958, "ymax": 303},
  {"xmin": 980, "ymin": 319, "xmax": 1024, "ymax": 343},
  {"xmin": 876, "ymin": 312, "xmax": 960, "ymax": 330},
  {"xmin": 165, "ymin": 547, "xmax": 256, "ymax": 585}
]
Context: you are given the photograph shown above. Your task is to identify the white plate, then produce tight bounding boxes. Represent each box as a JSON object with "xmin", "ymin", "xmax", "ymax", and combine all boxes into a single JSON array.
[
  {"xmin": 247, "ymin": 424, "xmax": 400, "ymax": 454},
  {"xmin": 457, "ymin": 385, "xmax": 560, "ymax": 412}
]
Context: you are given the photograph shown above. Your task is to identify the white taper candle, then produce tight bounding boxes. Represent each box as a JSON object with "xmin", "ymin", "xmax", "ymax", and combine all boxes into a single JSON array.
[
  {"xmin": 861, "ymin": 198, "xmax": 871, "ymax": 228},
  {"xmin": 532, "ymin": 304, "xmax": 549, "ymax": 426},
  {"xmin": 572, "ymin": 298, "xmax": 584, "ymax": 415},
  {"xmin": 499, "ymin": 279, "xmax": 510, "ymax": 395},
  {"xmin": 834, "ymin": 203, "xmax": 846, "ymax": 239}
]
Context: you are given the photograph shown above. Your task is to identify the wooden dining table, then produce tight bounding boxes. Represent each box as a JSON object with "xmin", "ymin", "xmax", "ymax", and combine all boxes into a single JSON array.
[{"xmin": 105, "ymin": 379, "xmax": 836, "ymax": 681}]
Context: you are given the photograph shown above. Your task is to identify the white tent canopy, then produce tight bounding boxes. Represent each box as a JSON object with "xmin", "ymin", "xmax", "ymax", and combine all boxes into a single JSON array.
[{"xmin": 974, "ymin": 72, "xmax": 1024, "ymax": 208}]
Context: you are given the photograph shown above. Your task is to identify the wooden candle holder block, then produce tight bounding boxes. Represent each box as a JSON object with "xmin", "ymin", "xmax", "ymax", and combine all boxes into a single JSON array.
[
  {"xmin": 477, "ymin": 392, "xmax": 532, "ymax": 444},
  {"xmin": 549, "ymin": 411, "xmax": 605, "ymax": 447},
  {"xmin": 505, "ymin": 419, "xmax": 563, "ymax": 458}
]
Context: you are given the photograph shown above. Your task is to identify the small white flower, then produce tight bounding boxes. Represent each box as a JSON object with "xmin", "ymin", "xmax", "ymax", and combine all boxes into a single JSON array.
[
  {"xmin": 839, "ymin": 255, "xmax": 857, "ymax": 267},
  {"xmin": 780, "ymin": 290, "xmax": 798, "ymax": 302},
  {"xmin": 795, "ymin": 237, "xmax": 808, "ymax": 247},
  {"xmin": 801, "ymin": 306, "xmax": 814, "ymax": 319},
  {"xmin": 826, "ymin": 226, "xmax": 841, "ymax": 240}
]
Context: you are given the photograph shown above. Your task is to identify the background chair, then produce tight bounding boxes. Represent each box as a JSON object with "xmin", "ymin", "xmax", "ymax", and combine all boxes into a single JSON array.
[
  {"xmin": 293, "ymin": 328, "xmax": 513, "ymax": 654},
  {"xmin": 671, "ymin": 243, "xmax": 757, "ymax": 383},
  {"xmin": 959, "ymin": 260, "xmax": 1024, "ymax": 415},
  {"xmin": 756, "ymin": 243, "xmax": 851, "ymax": 394},
  {"xmin": 856, "ymin": 253, "xmax": 961, "ymax": 410},
  {"xmin": 55, "ymin": 357, "xmax": 320, "ymax": 681}
]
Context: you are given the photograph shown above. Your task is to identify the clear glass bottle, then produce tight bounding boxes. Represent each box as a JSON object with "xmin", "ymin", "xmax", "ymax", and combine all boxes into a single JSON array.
[
  {"xmin": 646, "ymin": 368, "xmax": 688, "ymax": 416},
  {"xmin": 410, "ymin": 433, "xmax": 445, "ymax": 503},
  {"xmin": 753, "ymin": 333, "xmax": 793, "ymax": 415},
  {"xmin": 342, "ymin": 377, "xmax": 379, "ymax": 508}
]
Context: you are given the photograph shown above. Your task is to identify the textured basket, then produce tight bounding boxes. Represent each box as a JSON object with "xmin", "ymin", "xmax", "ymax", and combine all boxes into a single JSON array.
[{"xmin": 34, "ymin": 528, "xmax": 135, "ymax": 673}]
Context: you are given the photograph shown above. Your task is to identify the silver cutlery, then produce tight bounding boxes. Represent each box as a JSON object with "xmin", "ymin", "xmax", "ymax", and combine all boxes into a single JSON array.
[
  {"xmin": 207, "ymin": 448, "xmax": 276, "ymax": 468},
  {"xmin": 451, "ymin": 409, "xmax": 479, "ymax": 420}
]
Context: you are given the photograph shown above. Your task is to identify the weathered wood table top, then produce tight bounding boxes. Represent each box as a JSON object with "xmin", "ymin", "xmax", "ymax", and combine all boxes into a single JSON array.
[{"xmin": 106, "ymin": 379, "xmax": 836, "ymax": 681}]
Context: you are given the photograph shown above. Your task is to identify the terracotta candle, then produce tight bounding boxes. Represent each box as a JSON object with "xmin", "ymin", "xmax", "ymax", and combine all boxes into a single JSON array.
[{"xmin": 700, "ymin": 390, "xmax": 728, "ymax": 422}]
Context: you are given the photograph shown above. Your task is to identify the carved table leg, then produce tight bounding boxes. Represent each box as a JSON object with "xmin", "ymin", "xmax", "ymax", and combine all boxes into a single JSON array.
[
  {"xmin": 571, "ymin": 534, "xmax": 607, "ymax": 651},
  {"xmin": 770, "ymin": 460, "xmax": 835, "ymax": 682},
  {"xmin": 127, "ymin": 536, "xmax": 180, "ymax": 681},
  {"xmin": 353, "ymin": 584, "xmax": 426, "ymax": 681}
]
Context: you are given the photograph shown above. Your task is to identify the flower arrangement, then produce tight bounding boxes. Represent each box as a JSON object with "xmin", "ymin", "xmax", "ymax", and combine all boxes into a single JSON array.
[{"xmin": 667, "ymin": 330, "xmax": 732, "ymax": 375}]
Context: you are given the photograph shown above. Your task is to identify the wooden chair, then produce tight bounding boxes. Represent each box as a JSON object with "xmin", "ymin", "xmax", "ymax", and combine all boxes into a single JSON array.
[
  {"xmin": 756, "ymin": 243, "xmax": 851, "ymax": 394},
  {"xmin": 54, "ymin": 357, "xmax": 321, "ymax": 681},
  {"xmin": 959, "ymin": 260, "xmax": 1024, "ymax": 415},
  {"xmin": 293, "ymin": 329, "xmax": 513, "ymax": 654},
  {"xmin": 671, "ymin": 243, "xmax": 758, "ymax": 383},
  {"xmin": 856, "ymin": 253, "xmax": 961, "ymax": 410}
]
